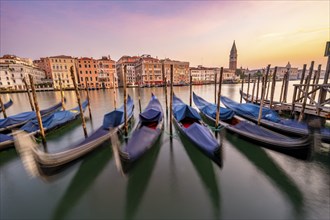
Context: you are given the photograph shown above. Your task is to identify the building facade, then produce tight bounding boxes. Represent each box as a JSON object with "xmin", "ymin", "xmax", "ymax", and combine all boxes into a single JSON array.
[
  {"xmin": 39, "ymin": 55, "xmax": 78, "ymax": 89},
  {"xmin": 190, "ymin": 65, "xmax": 216, "ymax": 84},
  {"xmin": 247, "ymin": 62, "xmax": 299, "ymax": 80},
  {"xmin": 33, "ymin": 58, "xmax": 52, "ymax": 79},
  {"xmin": 135, "ymin": 55, "xmax": 163, "ymax": 87},
  {"xmin": 97, "ymin": 56, "xmax": 117, "ymax": 89},
  {"xmin": 116, "ymin": 56, "xmax": 140, "ymax": 87},
  {"xmin": 76, "ymin": 57, "xmax": 99, "ymax": 89},
  {"xmin": 161, "ymin": 58, "xmax": 190, "ymax": 85},
  {"xmin": 0, "ymin": 55, "xmax": 46, "ymax": 90}
]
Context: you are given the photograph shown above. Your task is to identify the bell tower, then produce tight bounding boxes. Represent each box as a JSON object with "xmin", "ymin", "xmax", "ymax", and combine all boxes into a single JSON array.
[{"xmin": 229, "ymin": 41, "xmax": 237, "ymax": 71}]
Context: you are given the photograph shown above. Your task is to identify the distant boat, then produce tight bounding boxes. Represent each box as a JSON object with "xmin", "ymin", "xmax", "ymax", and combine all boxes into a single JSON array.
[
  {"xmin": 14, "ymin": 96, "xmax": 134, "ymax": 169},
  {"xmin": 0, "ymin": 99, "xmax": 13, "ymax": 112},
  {"xmin": 173, "ymin": 94, "xmax": 221, "ymax": 165},
  {"xmin": 0, "ymin": 100, "xmax": 88, "ymax": 150},
  {"xmin": 221, "ymin": 95, "xmax": 330, "ymax": 143},
  {"xmin": 193, "ymin": 92, "xmax": 311, "ymax": 159},
  {"xmin": 119, "ymin": 94, "xmax": 163, "ymax": 165},
  {"xmin": 0, "ymin": 101, "xmax": 63, "ymax": 132}
]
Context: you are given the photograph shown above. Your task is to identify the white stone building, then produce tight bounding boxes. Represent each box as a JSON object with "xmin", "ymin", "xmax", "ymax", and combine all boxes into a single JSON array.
[{"xmin": 0, "ymin": 55, "xmax": 46, "ymax": 91}]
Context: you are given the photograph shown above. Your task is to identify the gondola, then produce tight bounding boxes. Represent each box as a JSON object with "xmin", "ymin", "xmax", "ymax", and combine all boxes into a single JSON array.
[
  {"xmin": 0, "ymin": 101, "xmax": 63, "ymax": 132},
  {"xmin": 14, "ymin": 95, "xmax": 134, "ymax": 169},
  {"xmin": 119, "ymin": 94, "xmax": 163, "ymax": 163},
  {"xmin": 221, "ymin": 95, "xmax": 330, "ymax": 143},
  {"xmin": 172, "ymin": 94, "xmax": 221, "ymax": 165},
  {"xmin": 0, "ymin": 100, "xmax": 89, "ymax": 150},
  {"xmin": 193, "ymin": 92, "xmax": 311, "ymax": 159},
  {"xmin": 0, "ymin": 99, "xmax": 13, "ymax": 112}
]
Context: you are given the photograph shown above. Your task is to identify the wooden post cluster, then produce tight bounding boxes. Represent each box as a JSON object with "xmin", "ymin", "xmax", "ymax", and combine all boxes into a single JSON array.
[
  {"xmin": 70, "ymin": 66, "xmax": 88, "ymax": 138},
  {"xmin": 215, "ymin": 67, "xmax": 223, "ymax": 128},
  {"xmin": 28, "ymin": 74, "xmax": 46, "ymax": 146}
]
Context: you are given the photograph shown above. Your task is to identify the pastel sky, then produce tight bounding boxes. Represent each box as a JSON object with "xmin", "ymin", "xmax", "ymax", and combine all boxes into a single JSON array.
[{"xmin": 1, "ymin": 1, "xmax": 329, "ymax": 69}]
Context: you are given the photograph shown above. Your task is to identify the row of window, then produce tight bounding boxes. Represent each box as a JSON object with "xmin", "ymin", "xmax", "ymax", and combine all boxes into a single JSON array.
[{"xmin": 51, "ymin": 59, "xmax": 73, "ymax": 63}]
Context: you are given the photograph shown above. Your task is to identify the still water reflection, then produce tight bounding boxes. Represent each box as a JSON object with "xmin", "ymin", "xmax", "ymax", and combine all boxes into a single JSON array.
[{"xmin": 0, "ymin": 82, "xmax": 329, "ymax": 219}]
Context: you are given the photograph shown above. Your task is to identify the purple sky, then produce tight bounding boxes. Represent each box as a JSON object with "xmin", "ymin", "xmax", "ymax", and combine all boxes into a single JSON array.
[{"xmin": 1, "ymin": 1, "xmax": 329, "ymax": 69}]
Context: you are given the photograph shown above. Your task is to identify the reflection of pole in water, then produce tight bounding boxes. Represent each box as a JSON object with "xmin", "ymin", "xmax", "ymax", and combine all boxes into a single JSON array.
[
  {"xmin": 179, "ymin": 133, "xmax": 221, "ymax": 218},
  {"xmin": 52, "ymin": 146, "xmax": 112, "ymax": 220},
  {"xmin": 226, "ymin": 134, "xmax": 304, "ymax": 213}
]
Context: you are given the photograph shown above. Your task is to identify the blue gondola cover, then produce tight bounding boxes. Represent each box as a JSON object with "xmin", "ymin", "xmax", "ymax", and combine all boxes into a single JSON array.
[
  {"xmin": 102, "ymin": 95, "xmax": 134, "ymax": 129},
  {"xmin": 193, "ymin": 92, "xmax": 234, "ymax": 121},
  {"xmin": 139, "ymin": 94, "xmax": 163, "ymax": 123},
  {"xmin": 173, "ymin": 95, "xmax": 201, "ymax": 122},
  {"xmin": 0, "ymin": 101, "xmax": 62, "ymax": 129},
  {"xmin": 20, "ymin": 100, "xmax": 88, "ymax": 133}
]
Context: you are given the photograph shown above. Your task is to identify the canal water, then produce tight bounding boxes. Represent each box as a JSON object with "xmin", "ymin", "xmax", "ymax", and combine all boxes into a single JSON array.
[{"xmin": 0, "ymin": 82, "xmax": 329, "ymax": 220}]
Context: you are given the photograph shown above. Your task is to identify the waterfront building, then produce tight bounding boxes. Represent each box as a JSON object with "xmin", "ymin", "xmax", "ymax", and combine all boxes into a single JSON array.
[
  {"xmin": 135, "ymin": 55, "xmax": 163, "ymax": 87},
  {"xmin": 190, "ymin": 65, "xmax": 216, "ymax": 84},
  {"xmin": 37, "ymin": 55, "xmax": 78, "ymax": 89},
  {"xmin": 161, "ymin": 58, "xmax": 190, "ymax": 85},
  {"xmin": 76, "ymin": 57, "xmax": 99, "ymax": 89},
  {"xmin": 116, "ymin": 55, "xmax": 140, "ymax": 87},
  {"xmin": 33, "ymin": 58, "xmax": 52, "ymax": 79},
  {"xmin": 0, "ymin": 55, "xmax": 46, "ymax": 90},
  {"xmin": 97, "ymin": 56, "xmax": 117, "ymax": 89},
  {"xmin": 247, "ymin": 62, "xmax": 298, "ymax": 80}
]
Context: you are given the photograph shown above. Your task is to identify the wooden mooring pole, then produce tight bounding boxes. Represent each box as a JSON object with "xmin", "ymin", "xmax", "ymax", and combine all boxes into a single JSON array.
[
  {"xmin": 112, "ymin": 71, "xmax": 117, "ymax": 110},
  {"xmin": 123, "ymin": 65, "xmax": 128, "ymax": 136},
  {"xmin": 299, "ymin": 61, "xmax": 314, "ymax": 121},
  {"xmin": 240, "ymin": 74, "xmax": 244, "ymax": 103},
  {"xmin": 269, "ymin": 67, "xmax": 277, "ymax": 109},
  {"xmin": 257, "ymin": 65, "xmax": 270, "ymax": 125},
  {"xmin": 246, "ymin": 74, "xmax": 251, "ymax": 101},
  {"xmin": 214, "ymin": 71, "xmax": 217, "ymax": 104},
  {"xmin": 251, "ymin": 79, "xmax": 256, "ymax": 103},
  {"xmin": 189, "ymin": 75, "xmax": 192, "ymax": 106},
  {"xmin": 58, "ymin": 75, "xmax": 66, "ymax": 110},
  {"xmin": 138, "ymin": 74, "xmax": 142, "ymax": 114},
  {"xmin": 164, "ymin": 72, "xmax": 168, "ymax": 113},
  {"xmin": 85, "ymin": 78, "xmax": 92, "ymax": 119},
  {"xmin": 318, "ymin": 42, "xmax": 330, "ymax": 115},
  {"xmin": 265, "ymin": 73, "xmax": 271, "ymax": 101},
  {"xmin": 28, "ymin": 74, "xmax": 46, "ymax": 146},
  {"xmin": 297, "ymin": 64, "xmax": 307, "ymax": 102},
  {"xmin": 70, "ymin": 66, "xmax": 88, "ymax": 138},
  {"xmin": 283, "ymin": 68, "xmax": 290, "ymax": 103},
  {"xmin": 170, "ymin": 64, "xmax": 174, "ymax": 136},
  {"xmin": 310, "ymin": 64, "xmax": 321, "ymax": 104},
  {"xmin": 256, "ymin": 76, "xmax": 260, "ymax": 103},
  {"xmin": 215, "ymin": 67, "xmax": 223, "ymax": 128},
  {"xmin": 279, "ymin": 75, "xmax": 286, "ymax": 104},
  {"xmin": 0, "ymin": 96, "xmax": 7, "ymax": 118},
  {"xmin": 22, "ymin": 77, "xmax": 35, "ymax": 111}
]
